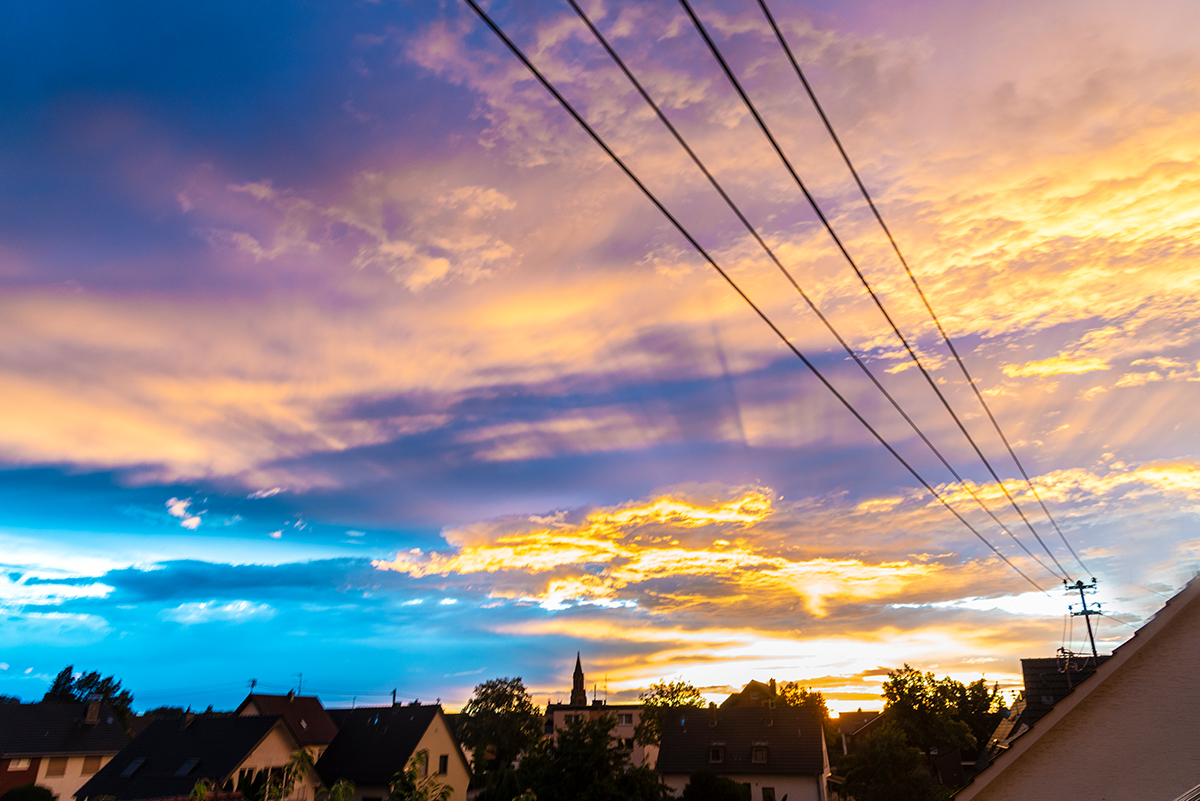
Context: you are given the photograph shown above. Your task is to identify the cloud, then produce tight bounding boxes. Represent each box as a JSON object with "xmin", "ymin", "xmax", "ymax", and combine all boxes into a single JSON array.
[
  {"xmin": 159, "ymin": 600, "xmax": 276, "ymax": 625},
  {"xmin": 166, "ymin": 497, "xmax": 202, "ymax": 529},
  {"xmin": 1003, "ymin": 356, "xmax": 1110, "ymax": 378}
]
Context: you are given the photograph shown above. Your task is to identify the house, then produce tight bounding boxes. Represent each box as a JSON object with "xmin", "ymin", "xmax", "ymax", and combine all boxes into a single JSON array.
[
  {"xmin": 543, "ymin": 655, "xmax": 651, "ymax": 767},
  {"xmin": 76, "ymin": 715, "xmax": 320, "ymax": 801},
  {"xmin": 719, "ymin": 680, "xmax": 782, "ymax": 709},
  {"xmin": 657, "ymin": 705, "xmax": 829, "ymax": 801},
  {"xmin": 0, "ymin": 700, "xmax": 131, "ymax": 801},
  {"xmin": 236, "ymin": 694, "xmax": 339, "ymax": 760},
  {"xmin": 833, "ymin": 710, "xmax": 878, "ymax": 756},
  {"xmin": 956, "ymin": 577, "xmax": 1200, "ymax": 800},
  {"xmin": 315, "ymin": 703, "xmax": 469, "ymax": 801}
]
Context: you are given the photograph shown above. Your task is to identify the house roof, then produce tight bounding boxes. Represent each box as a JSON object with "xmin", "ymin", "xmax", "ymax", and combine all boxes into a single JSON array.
[
  {"xmin": 0, "ymin": 703, "xmax": 131, "ymax": 758},
  {"xmin": 955, "ymin": 577, "xmax": 1200, "ymax": 800},
  {"xmin": 315, "ymin": 704, "xmax": 443, "ymax": 787},
  {"xmin": 719, "ymin": 680, "xmax": 780, "ymax": 709},
  {"xmin": 236, "ymin": 694, "xmax": 339, "ymax": 747},
  {"xmin": 77, "ymin": 715, "xmax": 286, "ymax": 801},
  {"xmin": 1018, "ymin": 655, "xmax": 1110, "ymax": 724},
  {"xmin": 656, "ymin": 706, "xmax": 826, "ymax": 777}
]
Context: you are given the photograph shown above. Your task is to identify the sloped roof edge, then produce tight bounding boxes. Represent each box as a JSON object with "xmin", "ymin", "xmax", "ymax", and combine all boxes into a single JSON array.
[{"xmin": 954, "ymin": 576, "xmax": 1200, "ymax": 800}]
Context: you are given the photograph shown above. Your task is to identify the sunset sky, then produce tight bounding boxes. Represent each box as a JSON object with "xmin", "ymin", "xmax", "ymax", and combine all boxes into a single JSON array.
[{"xmin": 3, "ymin": 0, "xmax": 1199, "ymax": 714}]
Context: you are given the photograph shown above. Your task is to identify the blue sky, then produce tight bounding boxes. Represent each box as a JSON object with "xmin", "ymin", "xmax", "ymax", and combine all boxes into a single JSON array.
[{"xmin": 3, "ymin": 0, "xmax": 1200, "ymax": 713}]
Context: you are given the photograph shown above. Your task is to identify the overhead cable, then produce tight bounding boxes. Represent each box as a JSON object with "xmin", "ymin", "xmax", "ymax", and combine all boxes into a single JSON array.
[
  {"xmin": 676, "ymin": 0, "xmax": 1070, "ymax": 581},
  {"xmin": 754, "ymin": 0, "xmax": 1090, "ymax": 578},
  {"xmin": 459, "ymin": 0, "xmax": 1047, "ymax": 595},
  {"xmin": 564, "ymin": 0, "xmax": 1062, "ymax": 583}
]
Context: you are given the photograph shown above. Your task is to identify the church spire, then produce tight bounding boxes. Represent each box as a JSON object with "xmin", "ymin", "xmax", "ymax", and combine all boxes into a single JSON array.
[{"xmin": 570, "ymin": 652, "xmax": 587, "ymax": 706}]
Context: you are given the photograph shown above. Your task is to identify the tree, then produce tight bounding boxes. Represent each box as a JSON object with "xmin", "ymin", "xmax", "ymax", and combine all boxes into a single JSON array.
[
  {"xmin": 839, "ymin": 720, "xmax": 948, "ymax": 801},
  {"xmin": 511, "ymin": 714, "xmax": 670, "ymax": 801},
  {"xmin": 318, "ymin": 780, "xmax": 356, "ymax": 801},
  {"xmin": 232, "ymin": 748, "xmax": 313, "ymax": 801},
  {"xmin": 632, "ymin": 679, "xmax": 703, "ymax": 749},
  {"xmin": 43, "ymin": 666, "xmax": 134, "ymax": 719},
  {"xmin": 680, "ymin": 770, "xmax": 750, "ymax": 801},
  {"xmin": 881, "ymin": 665, "xmax": 974, "ymax": 757},
  {"xmin": 0, "ymin": 695, "xmax": 21, "ymax": 705},
  {"xmin": 457, "ymin": 677, "xmax": 543, "ymax": 775},
  {"xmin": 387, "ymin": 749, "xmax": 452, "ymax": 801},
  {"xmin": 0, "ymin": 787, "xmax": 54, "ymax": 801}
]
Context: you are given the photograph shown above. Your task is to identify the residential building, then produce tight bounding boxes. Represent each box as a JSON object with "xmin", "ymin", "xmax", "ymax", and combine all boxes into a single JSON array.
[
  {"xmin": 236, "ymin": 693, "xmax": 339, "ymax": 760},
  {"xmin": 542, "ymin": 655, "xmax": 651, "ymax": 767},
  {"xmin": 315, "ymin": 703, "xmax": 469, "ymax": 801},
  {"xmin": 956, "ymin": 577, "xmax": 1200, "ymax": 800},
  {"xmin": 832, "ymin": 710, "xmax": 878, "ymax": 756},
  {"xmin": 657, "ymin": 704, "xmax": 829, "ymax": 801},
  {"xmin": 0, "ymin": 700, "xmax": 131, "ymax": 801},
  {"xmin": 76, "ymin": 715, "xmax": 319, "ymax": 801}
]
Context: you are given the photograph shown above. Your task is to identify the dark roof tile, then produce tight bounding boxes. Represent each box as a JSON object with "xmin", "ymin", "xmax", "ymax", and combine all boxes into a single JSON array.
[
  {"xmin": 0, "ymin": 703, "xmax": 131, "ymax": 757},
  {"xmin": 316, "ymin": 705, "xmax": 442, "ymax": 787},
  {"xmin": 657, "ymin": 706, "xmax": 825, "ymax": 777},
  {"xmin": 78, "ymin": 716, "xmax": 284, "ymax": 801}
]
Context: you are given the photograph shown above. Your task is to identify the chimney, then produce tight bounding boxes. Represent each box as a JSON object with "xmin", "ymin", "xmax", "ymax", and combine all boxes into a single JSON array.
[
  {"xmin": 708, "ymin": 702, "xmax": 718, "ymax": 727},
  {"xmin": 769, "ymin": 678, "xmax": 776, "ymax": 697},
  {"xmin": 84, "ymin": 695, "xmax": 101, "ymax": 725},
  {"xmin": 287, "ymin": 690, "xmax": 295, "ymax": 702},
  {"xmin": 181, "ymin": 712, "xmax": 195, "ymax": 729}
]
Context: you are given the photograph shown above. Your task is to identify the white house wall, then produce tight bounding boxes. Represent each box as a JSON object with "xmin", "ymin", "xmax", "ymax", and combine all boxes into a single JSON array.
[{"xmin": 662, "ymin": 773, "xmax": 822, "ymax": 801}]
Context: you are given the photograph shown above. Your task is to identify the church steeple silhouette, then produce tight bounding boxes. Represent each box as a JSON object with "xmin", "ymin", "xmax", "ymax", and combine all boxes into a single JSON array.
[{"xmin": 570, "ymin": 652, "xmax": 587, "ymax": 706}]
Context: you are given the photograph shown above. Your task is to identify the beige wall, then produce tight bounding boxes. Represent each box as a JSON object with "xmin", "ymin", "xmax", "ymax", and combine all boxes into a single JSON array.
[
  {"xmin": 546, "ymin": 706, "xmax": 654, "ymax": 767},
  {"xmin": 412, "ymin": 711, "xmax": 469, "ymax": 801},
  {"xmin": 960, "ymin": 585, "xmax": 1200, "ymax": 801},
  {"xmin": 662, "ymin": 773, "xmax": 822, "ymax": 801},
  {"xmin": 34, "ymin": 754, "xmax": 115, "ymax": 801},
  {"xmin": 233, "ymin": 723, "xmax": 321, "ymax": 801}
]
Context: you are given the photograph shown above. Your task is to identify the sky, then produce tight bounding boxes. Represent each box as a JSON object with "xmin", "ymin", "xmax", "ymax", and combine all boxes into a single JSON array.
[{"xmin": 2, "ymin": 0, "xmax": 1199, "ymax": 714}]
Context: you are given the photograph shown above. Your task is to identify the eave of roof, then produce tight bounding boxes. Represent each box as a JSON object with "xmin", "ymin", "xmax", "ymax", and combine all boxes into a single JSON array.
[{"xmin": 954, "ymin": 577, "xmax": 1200, "ymax": 800}]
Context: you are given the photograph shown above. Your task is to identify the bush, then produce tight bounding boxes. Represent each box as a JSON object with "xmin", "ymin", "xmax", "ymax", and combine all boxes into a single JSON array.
[{"xmin": 0, "ymin": 785, "xmax": 55, "ymax": 801}]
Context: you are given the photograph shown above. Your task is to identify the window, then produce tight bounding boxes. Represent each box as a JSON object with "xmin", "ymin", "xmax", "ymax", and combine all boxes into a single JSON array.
[
  {"xmin": 175, "ymin": 758, "xmax": 200, "ymax": 777},
  {"xmin": 564, "ymin": 714, "xmax": 581, "ymax": 724},
  {"xmin": 751, "ymin": 746, "xmax": 768, "ymax": 764},
  {"xmin": 709, "ymin": 747, "xmax": 725, "ymax": 764},
  {"xmin": 46, "ymin": 758, "xmax": 69, "ymax": 778},
  {"xmin": 82, "ymin": 756, "xmax": 103, "ymax": 776},
  {"xmin": 438, "ymin": 755, "xmax": 448, "ymax": 775},
  {"xmin": 617, "ymin": 713, "xmax": 633, "ymax": 726},
  {"xmin": 8, "ymin": 759, "xmax": 32, "ymax": 772},
  {"xmin": 544, "ymin": 720, "xmax": 554, "ymax": 735},
  {"xmin": 621, "ymin": 738, "xmax": 633, "ymax": 749},
  {"xmin": 120, "ymin": 758, "xmax": 145, "ymax": 779},
  {"xmin": 762, "ymin": 789, "xmax": 776, "ymax": 801}
]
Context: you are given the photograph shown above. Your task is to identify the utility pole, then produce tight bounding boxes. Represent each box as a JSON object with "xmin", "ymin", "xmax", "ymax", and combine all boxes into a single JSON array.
[{"xmin": 1066, "ymin": 578, "xmax": 1101, "ymax": 659}]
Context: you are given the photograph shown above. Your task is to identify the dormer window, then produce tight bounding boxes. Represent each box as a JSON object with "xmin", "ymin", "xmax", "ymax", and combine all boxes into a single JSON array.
[
  {"xmin": 175, "ymin": 758, "xmax": 200, "ymax": 777},
  {"xmin": 751, "ymin": 745, "xmax": 768, "ymax": 764},
  {"xmin": 120, "ymin": 757, "xmax": 146, "ymax": 778},
  {"xmin": 709, "ymin": 746, "xmax": 725, "ymax": 764}
]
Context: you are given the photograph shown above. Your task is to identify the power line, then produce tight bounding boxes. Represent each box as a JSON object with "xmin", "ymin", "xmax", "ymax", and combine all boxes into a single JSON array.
[
  {"xmin": 459, "ymin": 0, "xmax": 1047, "ymax": 594},
  {"xmin": 563, "ymin": 0, "xmax": 1062, "ymax": 583},
  {"xmin": 755, "ymin": 0, "xmax": 1090, "ymax": 578},
  {"xmin": 675, "ymin": 0, "xmax": 1070, "ymax": 581}
]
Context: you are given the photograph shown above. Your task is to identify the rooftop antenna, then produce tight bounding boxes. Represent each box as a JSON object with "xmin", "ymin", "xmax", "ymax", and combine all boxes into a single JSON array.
[
  {"xmin": 250, "ymin": 679, "xmax": 258, "ymax": 692},
  {"xmin": 604, "ymin": 675, "xmax": 608, "ymax": 703},
  {"xmin": 1066, "ymin": 578, "xmax": 1101, "ymax": 660},
  {"xmin": 294, "ymin": 673, "xmax": 303, "ymax": 695}
]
